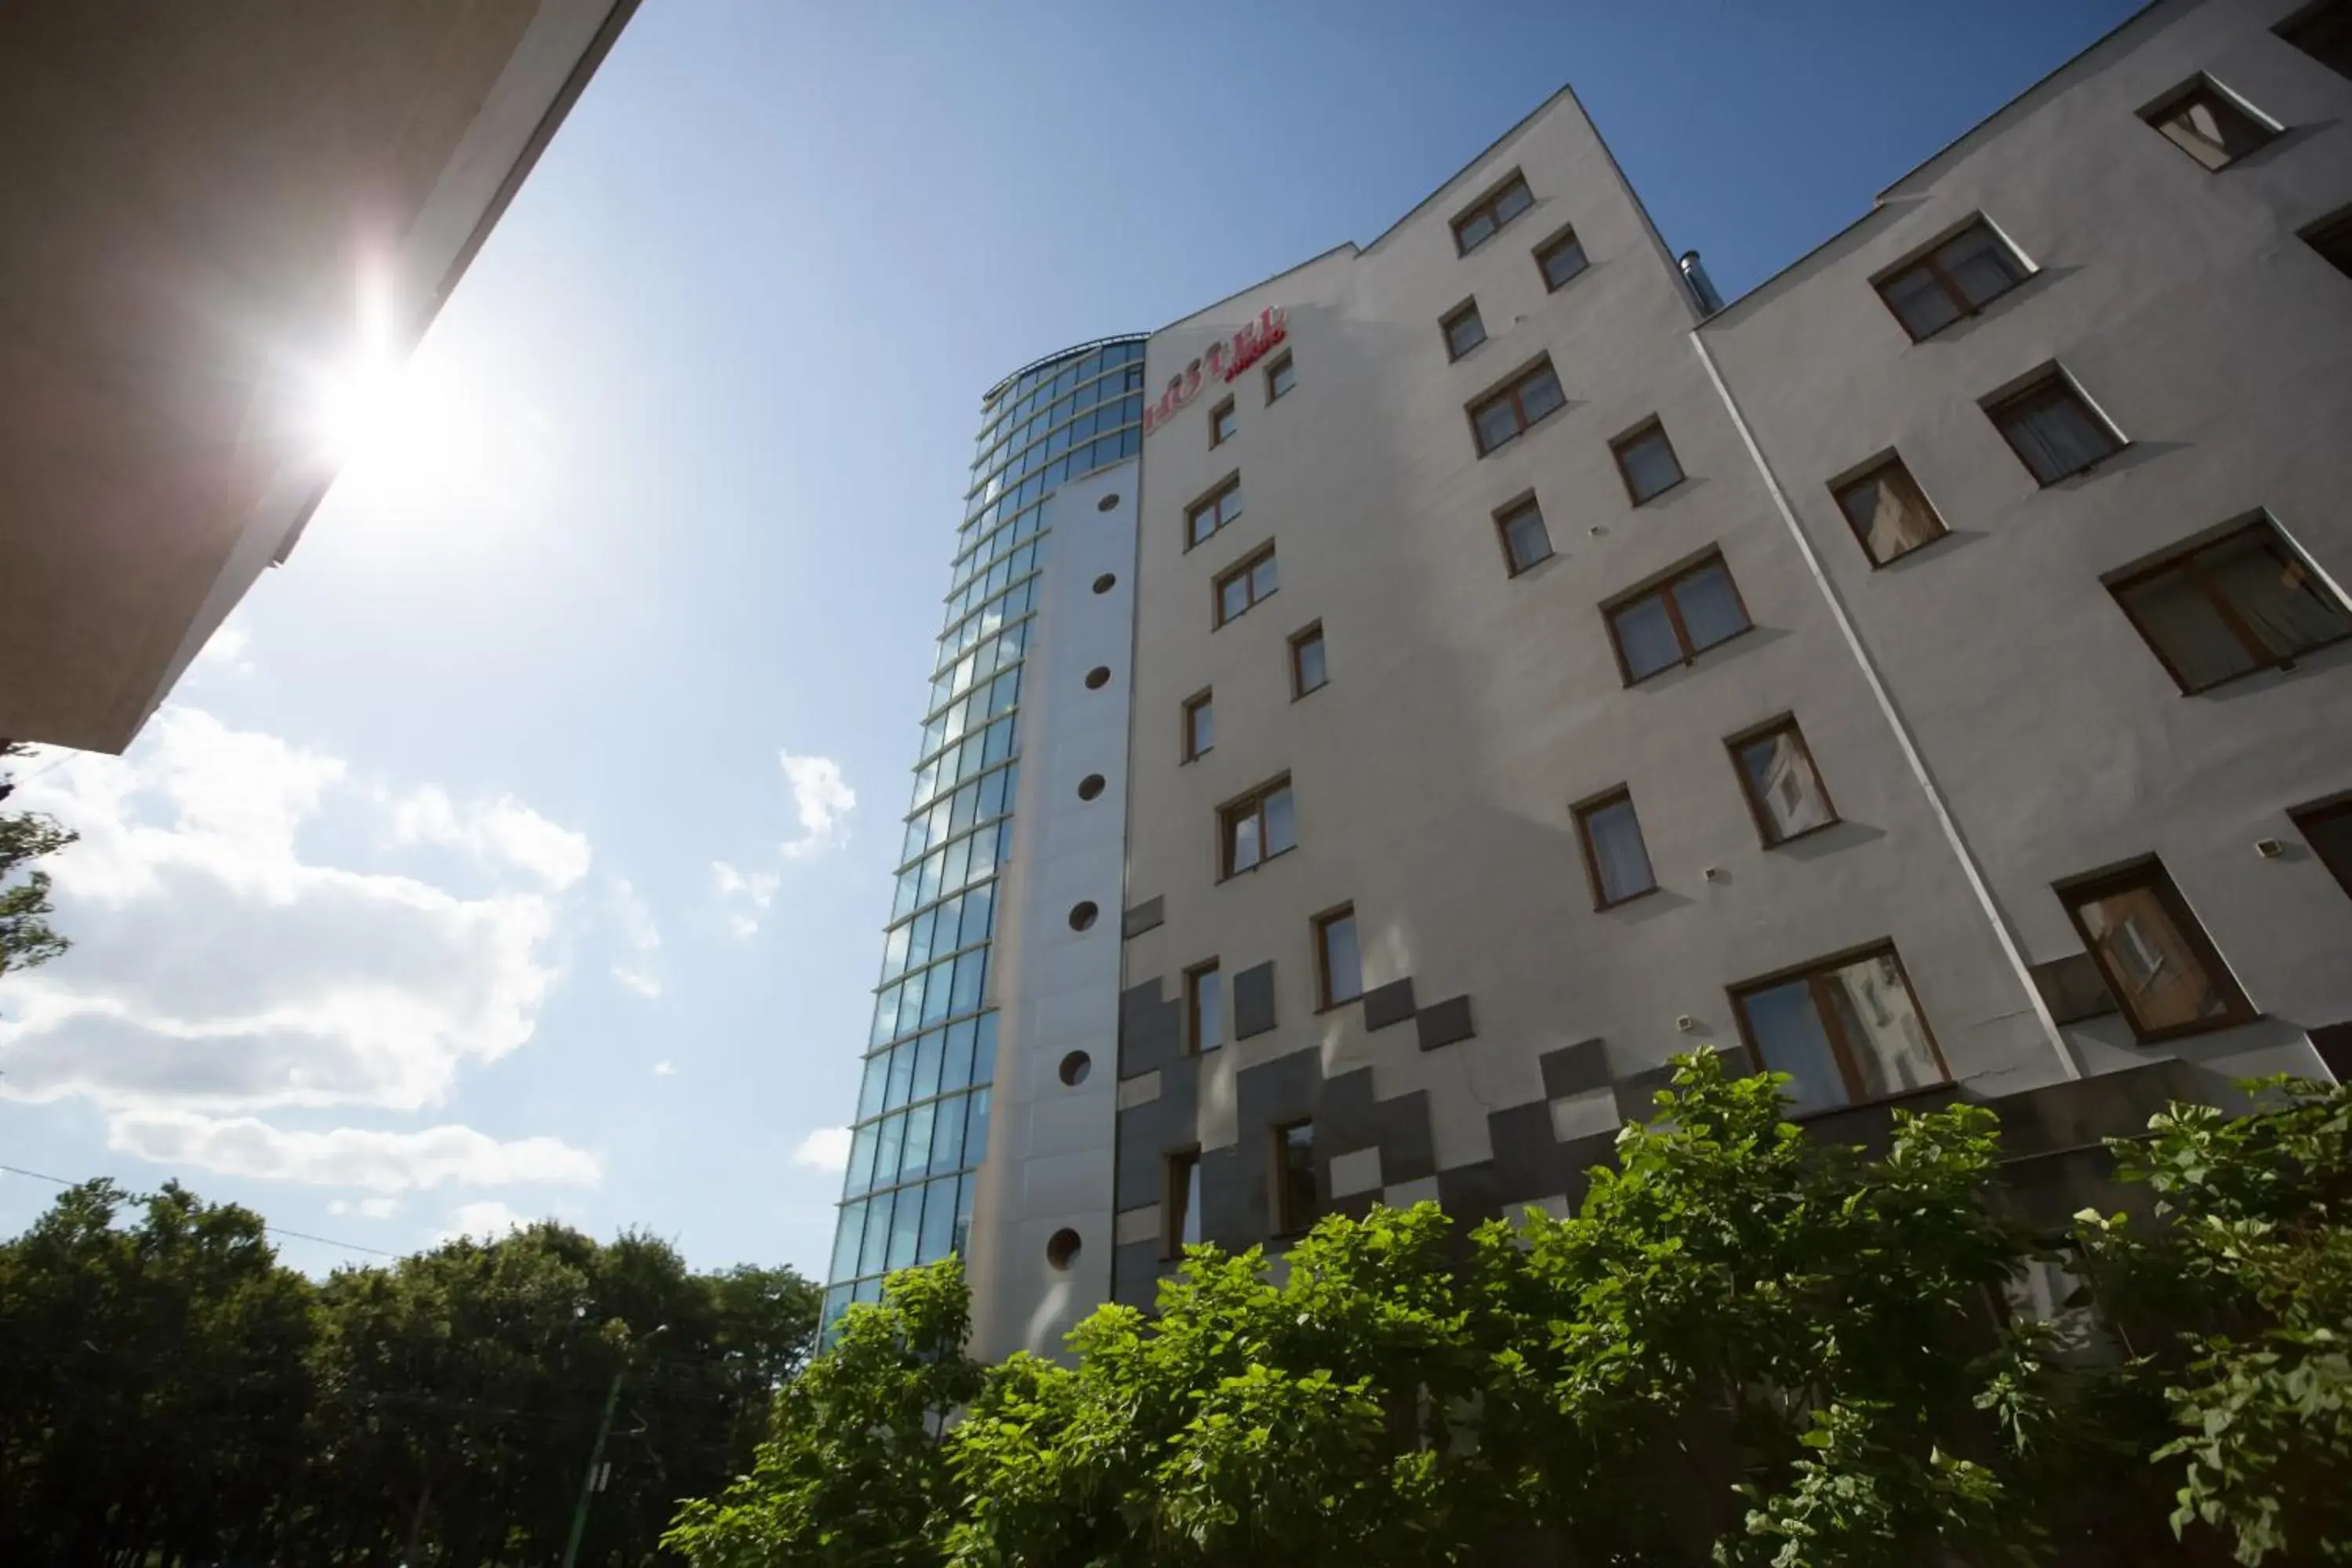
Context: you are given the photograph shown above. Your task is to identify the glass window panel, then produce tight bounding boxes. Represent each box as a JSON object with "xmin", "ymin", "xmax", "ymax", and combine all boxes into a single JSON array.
[
  {"xmin": 1835, "ymin": 463, "xmax": 1946, "ymax": 564},
  {"xmin": 949, "ymin": 782, "xmax": 978, "ymax": 835},
  {"xmin": 830, "ymin": 1201, "xmax": 866, "ymax": 1280},
  {"xmin": 1191, "ymin": 967, "xmax": 1223, "ymax": 1053},
  {"xmin": 942, "ymin": 1018, "xmax": 978, "ymax": 1094},
  {"xmin": 1618, "ymin": 430, "xmax": 1683, "ymax": 501},
  {"xmin": 1994, "ymin": 383, "xmax": 2119, "ymax": 484},
  {"xmin": 1319, "ymin": 911, "xmax": 1363, "ymax": 1004},
  {"xmin": 1189, "ymin": 695, "xmax": 1215, "ymax": 757},
  {"xmin": 1494, "ymin": 179, "xmax": 1533, "ymax": 223},
  {"xmin": 918, "ymin": 1174, "xmax": 960, "ymax": 1263},
  {"xmin": 1475, "ymin": 398, "xmax": 1519, "ymax": 452},
  {"xmin": 882, "ymin": 919, "xmax": 911, "ymax": 980},
  {"xmin": 1264, "ymin": 785, "xmax": 1298, "ymax": 856},
  {"xmin": 971, "ymin": 1011, "xmax": 999, "ymax": 1084},
  {"xmin": 1276, "ymin": 1120, "xmax": 1318, "ymax": 1232},
  {"xmin": 1737, "ymin": 728, "xmax": 1836, "ymax": 844},
  {"xmin": 942, "ymin": 833, "xmax": 972, "ymax": 894},
  {"xmin": 982, "ymin": 717, "xmax": 1013, "ymax": 766},
  {"xmin": 1502, "ymin": 505, "xmax": 1552, "ymax": 572},
  {"xmin": 1518, "ymin": 365, "xmax": 1565, "ymax": 426},
  {"xmin": 1446, "ymin": 307, "xmax": 1485, "ymax": 358},
  {"xmin": 1584, "ymin": 797, "xmax": 1657, "ymax": 906},
  {"xmin": 1740, "ymin": 979, "xmax": 1845, "ymax": 1116},
  {"xmin": 976, "ymin": 764, "xmax": 1007, "ymax": 819},
  {"xmin": 916, "ymin": 849, "xmax": 943, "ymax": 908},
  {"xmin": 1612, "ymin": 593, "xmax": 1683, "ymax": 681},
  {"xmin": 901, "ymin": 1102, "xmax": 935, "ymax": 1183},
  {"xmin": 1934, "ymin": 225, "xmax": 2026, "ymax": 309},
  {"xmin": 853, "ymin": 1276, "xmax": 881, "ymax": 1306},
  {"xmin": 2074, "ymin": 881, "xmax": 2236, "ymax": 1033},
  {"xmin": 960, "ymin": 880, "xmax": 995, "ymax": 948},
  {"xmin": 906, "ymin": 906, "xmax": 935, "ymax": 971},
  {"xmin": 1181, "ymin": 1157, "xmax": 1203, "ymax": 1246},
  {"xmin": 2154, "ymin": 88, "xmax": 2272, "ymax": 169},
  {"xmin": 870, "ymin": 985, "xmax": 900, "ymax": 1049},
  {"xmin": 891, "ymin": 866, "xmax": 920, "ymax": 921},
  {"xmin": 886, "ymin": 1186, "xmax": 923, "ymax": 1272},
  {"xmin": 900, "ymin": 816, "xmax": 927, "ymax": 865},
  {"xmin": 1881, "ymin": 265, "xmax": 1962, "ymax": 339},
  {"xmin": 894, "ymin": 969, "xmax": 924, "ymax": 1039},
  {"xmin": 1268, "ymin": 357, "xmax": 1296, "ymax": 399},
  {"xmin": 931, "ymin": 1088, "xmax": 968, "ymax": 1173},
  {"xmin": 886, "ymin": 1044, "xmax": 916, "ymax": 1109},
  {"xmin": 951, "ymin": 948, "xmax": 985, "ymax": 1015},
  {"xmin": 1229, "ymin": 808, "xmax": 1261, "ymax": 872},
  {"xmin": 1221, "ymin": 574, "xmax": 1250, "ymax": 622},
  {"xmin": 964, "ymin": 1086, "xmax": 993, "ymax": 1167},
  {"xmin": 845, "ymin": 1123, "xmax": 879, "ymax": 1197},
  {"xmin": 1457, "ymin": 210, "xmax": 1496, "ymax": 252},
  {"xmin": 857, "ymin": 1051, "xmax": 889, "ymax": 1120},
  {"xmin": 920, "ymin": 961, "xmax": 953, "ymax": 1026},
  {"xmin": 1294, "ymin": 632, "xmax": 1327, "ymax": 692},
  {"xmin": 912, "ymin": 1029, "xmax": 944, "ymax": 1102},
  {"xmin": 1671, "ymin": 561, "xmax": 1750, "ymax": 650},
  {"xmin": 953, "ymin": 1174, "xmax": 975, "ymax": 1258},
  {"xmin": 2205, "ymin": 527, "xmax": 2352, "ymax": 659},
  {"xmin": 858, "ymin": 1188, "xmax": 894, "ymax": 1276},
  {"xmin": 1541, "ymin": 234, "xmax": 1588, "ymax": 289},
  {"xmin": 1823, "ymin": 955, "xmax": 1943, "ymax": 1100},
  {"xmin": 1250, "ymin": 553, "xmax": 1278, "ymax": 599}
]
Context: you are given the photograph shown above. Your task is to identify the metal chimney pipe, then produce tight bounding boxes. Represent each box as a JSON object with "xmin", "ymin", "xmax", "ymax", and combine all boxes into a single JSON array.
[{"xmin": 1679, "ymin": 250, "xmax": 1725, "ymax": 315}]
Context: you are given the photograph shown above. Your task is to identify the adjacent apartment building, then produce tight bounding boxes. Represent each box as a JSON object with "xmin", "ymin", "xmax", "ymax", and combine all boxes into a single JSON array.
[{"xmin": 821, "ymin": 0, "xmax": 2352, "ymax": 1358}]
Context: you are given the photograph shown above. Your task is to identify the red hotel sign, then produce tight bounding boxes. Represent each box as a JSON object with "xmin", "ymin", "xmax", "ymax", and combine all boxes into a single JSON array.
[{"xmin": 1140, "ymin": 307, "xmax": 1288, "ymax": 437}]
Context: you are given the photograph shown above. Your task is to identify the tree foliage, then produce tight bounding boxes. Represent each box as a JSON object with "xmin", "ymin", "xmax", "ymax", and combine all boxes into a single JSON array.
[
  {"xmin": 671, "ymin": 1054, "xmax": 2352, "ymax": 1567},
  {"xmin": 0, "ymin": 1180, "xmax": 819, "ymax": 1566},
  {"xmin": 0, "ymin": 739, "xmax": 78, "ymax": 978}
]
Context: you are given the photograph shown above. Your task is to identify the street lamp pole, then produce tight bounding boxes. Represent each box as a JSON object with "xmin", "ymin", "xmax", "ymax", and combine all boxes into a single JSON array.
[{"xmin": 561, "ymin": 1323, "xmax": 665, "ymax": 1568}]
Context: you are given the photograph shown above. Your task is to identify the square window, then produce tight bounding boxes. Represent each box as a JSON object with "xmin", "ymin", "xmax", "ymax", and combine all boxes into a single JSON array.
[
  {"xmin": 1831, "ymin": 456, "xmax": 1949, "ymax": 565},
  {"xmin": 1271, "ymin": 1118, "xmax": 1319, "ymax": 1234},
  {"xmin": 2304, "ymin": 210, "xmax": 2352, "ymax": 279},
  {"xmin": 2107, "ymin": 515, "xmax": 2352, "ymax": 692},
  {"xmin": 2058, "ymin": 861, "xmax": 2254, "ymax": 1041},
  {"xmin": 1314, "ymin": 905, "xmax": 1363, "ymax": 1007},
  {"xmin": 1603, "ymin": 551, "xmax": 1751, "ymax": 684},
  {"xmin": 2280, "ymin": 0, "xmax": 2352, "ymax": 78},
  {"xmin": 1611, "ymin": 419, "xmax": 1685, "ymax": 504},
  {"xmin": 1574, "ymin": 787, "xmax": 1657, "ymax": 909},
  {"xmin": 1164, "ymin": 1148, "xmax": 1203, "ymax": 1257},
  {"xmin": 1452, "ymin": 172, "xmax": 1534, "ymax": 255},
  {"xmin": 1730, "ymin": 717, "xmax": 1838, "ymax": 846},
  {"xmin": 1468, "ymin": 358, "xmax": 1567, "ymax": 456},
  {"xmin": 2143, "ymin": 78, "xmax": 2278, "ymax": 170},
  {"xmin": 1182, "ymin": 689, "xmax": 1214, "ymax": 761},
  {"xmin": 1290, "ymin": 623, "xmax": 1328, "ymax": 697},
  {"xmin": 1221, "ymin": 777, "xmax": 1297, "ymax": 877},
  {"xmin": 1535, "ymin": 226, "xmax": 1588, "ymax": 291},
  {"xmin": 1213, "ymin": 546, "xmax": 1278, "ymax": 627},
  {"xmin": 2291, "ymin": 798, "xmax": 2352, "ymax": 901},
  {"xmin": 1496, "ymin": 496, "xmax": 1554, "ymax": 575},
  {"xmin": 1186, "ymin": 961, "xmax": 1224, "ymax": 1054},
  {"xmin": 1871, "ymin": 220, "xmax": 2031, "ymax": 341},
  {"xmin": 1210, "ymin": 397, "xmax": 1238, "ymax": 446},
  {"xmin": 1731, "ymin": 945, "xmax": 1947, "ymax": 1116},
  {"xmin": 1265, "ymin": 351, "xmax": 1296, "ymax": 403},
  {"xmin": 1442, "ymin": 299, "xmax": 1486, "ymax": 361},
  {"xmin": 1187, "ymin": 474, "xmax": 1243, "ymax": 548},
  {"xmin": 1984, "ymin": 371, "xmax": 2123, "ymax": 485}
]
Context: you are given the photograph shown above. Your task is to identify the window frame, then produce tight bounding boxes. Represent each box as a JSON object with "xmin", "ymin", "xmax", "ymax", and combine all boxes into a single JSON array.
[
  {"xmin": 1534, "ymin": 224, "xmax": 1588, "ymax": 292},
  {"xmin": 1830, "ymin": 453, "xmax": 1950, "ymax": 567},
  {"xmin": 1264, "ymin": 350, "xmax": 1296, "ymax": 404},
  {"xmin": 1185, "ymin": 474, "xmax": 1243, "ymax": 550},
  {"xmin": 1312, "ymin": 902, "xmax": 1362, "ymax": 1011},
  {"xmin": 2278, "ymin": 0, "xmax": 2352, "ymax": 81},
  {"xmin": 1212, "ymin": 544, "xmax": 1278, "ymax": 628},
  {"xmin": 1440, "ymin": 299, "xmax": 1486, "ymax": 361},
  {"xmin": 1289, "ymin": 622, "xmax": 1328, "ymax": 699},
  {"xmin": 1983, "ymin": 370, "xmax": 2125, "ymax": 486},
  {"xmin": 1610, "ymin": 417, "xmax": 1686, "ymax": 506},
  {"xmin": 2290, "ymin": 797, "xmax": 2352, "ymax": 901},
  {"xmin": 1468, "ymin": 357, "xmax": 1568, "ymax": 456},
  {"xmin": 1210, "ymin": 397, "xmax": 1238, "ymax": 448},
  {"xmin": 1269, "ymin": 1116, "xmax": 1318, "ymax": 1236},
  {"xmin": 2056, "ymin": 860, "xmax": 2256, "ymax": 1044},
  {"xmin": 1185, "ymin": 960, "xmax": 1223, "ymax": 1055},
  {"xmin": 2302, "ymin": 208, "xmax": 2352, "ymax": 278},
  {"xmin": 1572, "ymin": 785, "xmax": 1658, "ymax": 910},
  {"xmin": 1495, "ymin": 494, "xmax": 1555, "ymax": 576},
  {"xmin": 1218, "ymin": 775, "xmax": 1296, "ymax": 880},
  {"xmin": 1163, "ymin": 1145, "xmax": 1203, "ymax": 1259},
  {"xmin": 1728, "ymin": 941, "xmax": 1951, "ymax": 1114},
  {"xmin": 1868, "ymin": 218, "xmax": 2031, "ymax": 343},
  {"xmin": 1181, "ymin": 688, "xmax": 1214, "ymax": 763},
  {"xmin": 2140, "ymin": 75, "xmax": 2279, "ymax": 171},
  {"xmin": 2104, "ymin": 515, "xmax": 2352, "ymax": 694},
  {"xmin": 1601, "ymin": 550, "xmax": 1752, "ymax": 685},
  {"xmin": 1450, "ymin": 170, "xmax": 1534, "ymax": 256},
  {"xmin": 1726, "ymin": 715, "xmax": 1840, "ymax": 848}
]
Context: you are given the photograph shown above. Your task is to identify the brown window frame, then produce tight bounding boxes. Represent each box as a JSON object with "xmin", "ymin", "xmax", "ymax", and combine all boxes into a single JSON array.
[
  {"xmin": 1468, "ymin": 357, "xmax": 1567, "ymax": 456},
  {"xmin": 1264, "ymin": 350, "xmax": 1296, "ymax": 404},
  {"xmin": 2141, "ymin": 76, "xmax": 2279, "ymax": 171},
  {"xmin": 1450, "ymin": 171, "xmax": 1534, "ymax": 256},
  {"xmin": 1218, "ymin": 774, "xmax": 1296, "ymax": 880},
  {"xmin": 2278, "ymin": 0, "xmax": 2352, "ymax": 81},
  {"xmin": 1726, "ymin": 715, "xmax": 1840, "ymax": 848},
  {"xmin": 1185, "ymin": 474, "xmax": 1243, "ymax": 550},
  {"xmin": 1610, "ymin": 417, "xmax": 1686, "ymax": 505},
  {"xmin": 1212, "ymin": 543, "xmax": 1278, "ymax": 628},
  {"xmin": 1163, "ymin": 1145, "xmax": 1203, "ymax": 1258},
  {"xmin": 1288, "ymin": 622, "xmax": 1327, "ymax": 699},
  {"xmin": 1495, "ymin": 495, "xmax": 1555, "ymax": 577},
  {"xmin": 1440, "ymin": 299, "xmax": 1486, "ymax": 361},
  {"xmin": 1181, "ymin": 688, "xmax": 1214, "ymax": 762},
  {"xmin": 1984, "ymin": 371, "xmax": 2124, "ymax": 486},
  {"xmin": 1869, "ymin": 219, "xmax": 2031, "ymax": 343},
  {"xmin": 1572, "ymin": 785, "xmax": 1657, "ymax": 910},
  {"xmin": 1534, "ymin": 225, "xmax": 1588, "ymax": 292},
  {"xmin": 1312, "ymin": 902, "xmax": 1362, "ymax": 1010},
  {"xmin": 1728, "ymin": 941, "xmax": 1951, "ymax": 1113},
  {"xmin": 2056, "ymin": 860, "xmax": 2256, "ymax": 1044},
  {"xmin": 1210, "ymin": 397, "xmax": 1238, "ymax": 447},
  {"xmin": 2105, "ymin": 516, "xmax": 2352, "ymax": 694},
  {"xmin": 1269, "ymin": 1116, "xmax": 1319, "ymax": 1235},
  {"xmin": 2303, "ymin": 208, "xmax": 2352, "ymax": 278},
  {"xmin": 1830, "ymin": 453, "xmax": 1950, "ymax": 567},
  {"xmin": 1185, "ymin": 960, "xmax": 1222, "ymax": 1055},
  {"xmin": 2291, "ymin": 797, "xmax": 2352, "ymax": 900},
  {"xmin": 1601, "ymin": 550, "xmax": 1752, "ymax": 685}
]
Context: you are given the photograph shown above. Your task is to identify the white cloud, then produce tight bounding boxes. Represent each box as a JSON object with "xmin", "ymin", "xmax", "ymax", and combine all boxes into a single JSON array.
[
  {"xmin": 359, "ymin": 1197, "xmax": 400, "ymax": 1220},
  {"xmin": 779, "ymin": 753, "xmax": 855, "ymax": 858},
  {"xmin": 790, "ymin": 1125, "xmax": 852, "ymax": 1174},
  {"xmin": 441, "ymin": 1199, "xmax": 530, "ymax": 1243},
  {"xmin": 390, "ymin": 785, "xmax": 591, "ymax": 891},
  {"xmin": 608, "ymin": 877, "xmax": 662, "ymax": 998},
  {"xmin": 712, "ymin": 858, "xmax": 780, "ymax": 938},
  {"xmin": 191, "ymin": 622, "xmax": 256, "ymax": 677},
  {"xmin": 106, "ymin": 1112, "xmax": 601, "ymax": 1192},
  {"xmin": 652, "ymin": 1058, "xmax": 676, "ymax": 1077},
  {"xmin": 0, "ymin": 706, "xmax": 596, "ymax": 1196}
]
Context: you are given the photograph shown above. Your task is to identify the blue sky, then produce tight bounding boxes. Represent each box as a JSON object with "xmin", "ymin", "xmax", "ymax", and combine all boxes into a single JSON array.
[{"xmin": 0, "ymin": 0, "xmax": 2142, "ymax": 1280}]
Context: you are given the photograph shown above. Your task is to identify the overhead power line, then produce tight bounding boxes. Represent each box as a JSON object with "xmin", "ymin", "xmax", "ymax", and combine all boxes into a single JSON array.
[{"xmin": 0, "ymin": 1161, "xmax": 404, "ymax": 1258}]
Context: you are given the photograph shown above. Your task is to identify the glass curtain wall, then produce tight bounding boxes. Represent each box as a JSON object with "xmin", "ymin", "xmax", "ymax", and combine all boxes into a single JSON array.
[{"xmin": 819, "ymin": 337, "xmax": 1145, "ymax": 1338}]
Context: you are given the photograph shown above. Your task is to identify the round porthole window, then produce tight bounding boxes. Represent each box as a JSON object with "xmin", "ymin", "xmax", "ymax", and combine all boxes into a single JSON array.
[
  {"xmin": 1068, "ymin": 901, "xmax": 1098, "ymax": 932},
  {"xmin": 1084, "ymin": 666, "xmax": 1111, "ymax": 690},
  {"xmin": 1047, "ymin": 1229, "xmax": 1082, "ymax": 1269},
  {"xmin": 1058, "ymin": 1051, "xmax": 1091, "ymax": 1087},
  {"xmin": 1076, "ymin": 774, "xmax": 1105, "ymax": 801},
  {"xmin": 1092, "ymin": 572, "xmax": 1116, "ymax": 594},
  {"xmin": 1097, "ymin": 493, "xmax": 1120, "ymax": 512}
]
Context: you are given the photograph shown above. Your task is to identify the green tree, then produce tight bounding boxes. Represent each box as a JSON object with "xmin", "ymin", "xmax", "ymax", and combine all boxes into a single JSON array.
[{"xmin": 0, "ymin": 739, "xmax": 78, "ymax": 978}]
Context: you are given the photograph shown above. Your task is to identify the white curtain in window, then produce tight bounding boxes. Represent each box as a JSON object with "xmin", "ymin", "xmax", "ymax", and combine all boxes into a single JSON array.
[
  {"xmin": 2207, "ymin": 532, "xmax": 2351, "ymax": 656},
  {"xmin": 1588, "ymin": 800, "xmax": 1655, "ymax": 903},
  {"xmin": 2005, "ymin": 394, "xmax": 2113, "ymax": 482},
  {"xmin": 1842, "ymin": 472, "xmax": 1942, "ymax": 562},
  {"xmin": 1745, "ymin": 732, "xmax": 1833, "ymax": 840},
  {"xmin": 1673, "ymin": 563, "xmax": 1748, "ymax": 649},
  {"xmin": 1825, "ymin": 956, "xmax": 1940, "ymax": 1099}
]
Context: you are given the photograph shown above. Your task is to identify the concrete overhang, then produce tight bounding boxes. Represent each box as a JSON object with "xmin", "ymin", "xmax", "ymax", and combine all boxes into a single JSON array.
[{"xmin": 0, "ymin": 0, "xmax": 640, "ymax": 754}]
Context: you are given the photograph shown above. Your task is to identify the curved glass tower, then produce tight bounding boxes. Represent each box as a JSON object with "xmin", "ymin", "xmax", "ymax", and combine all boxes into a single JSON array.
[{"xmin": 821, "ymin": 337, "xmax": 1146, "ymax": 1338}]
